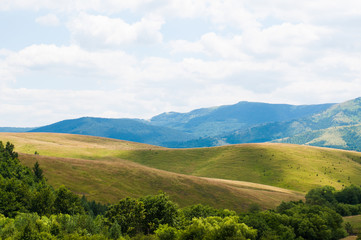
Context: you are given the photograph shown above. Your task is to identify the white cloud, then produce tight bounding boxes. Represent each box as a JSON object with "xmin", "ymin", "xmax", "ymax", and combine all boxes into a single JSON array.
[
  {"xmin": 170, "ymin": 32, "xmax": 247, "ymax": 60},
  {"xmin": 35, "ymin": 13, "xmax": 60, "ymax": 26},
  {"xmin": 0, "ymin": 0, "xmax": 153, "ymax": 13},
  {"xmin": 1, "ymin": 0, "xmax": 361, "ymax": 127},
  {"xmin": 68, "ymin": 13, "xmax": 164, "ymax": 48}
]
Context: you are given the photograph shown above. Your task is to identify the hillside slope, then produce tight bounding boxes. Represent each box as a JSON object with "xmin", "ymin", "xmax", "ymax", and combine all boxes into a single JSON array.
[
  {"xmin": 2, "ymin": 133, "xmax": 361, "ymax": 193},
  {"xmin": 0, "ymin": 133, "xmax": 303, "ymax": 211},
  {"xmin": 20, "ymin": 153, "xmax": 303, "ymax": 212}
]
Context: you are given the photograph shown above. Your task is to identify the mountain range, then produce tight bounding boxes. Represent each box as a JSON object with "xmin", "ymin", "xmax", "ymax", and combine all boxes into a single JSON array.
[{"xmin": 3, "ymin": 97, "xmax": 361, "ymax": 151}]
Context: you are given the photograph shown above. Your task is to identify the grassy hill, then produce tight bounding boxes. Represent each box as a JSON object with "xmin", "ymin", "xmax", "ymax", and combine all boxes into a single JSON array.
[
  {"xmin": 0, "ymin": 133, "xmax": 304, "ymax": 211},
  {"xmin": 2, "ymin": 133, "xmax": 361, "ymax": 194},
  {"xmin": 20, "ymin": 153, "xmax": 303, "ymax": 212}
]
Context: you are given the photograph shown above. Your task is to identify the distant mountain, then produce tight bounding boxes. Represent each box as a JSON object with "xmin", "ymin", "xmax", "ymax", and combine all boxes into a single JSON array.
[
  {"xmin": 0, "ymin": 127, "xmax": 35, "ymax": 132},
  {"xmin": 172, "ymin": 97, "xmax": 361, "ymax": 149},
  {"xmin": 150, "ymin": 102, "xmax": 335, "ymax": 137},
  {"xmin": 273, "ymin": 98, "xmax": 361, "ymax": 150},
  {"xmin": 29, "ymin": 117, "xmax": 194, "ymax": 146},
  {"xmin": 25, "ymin": 98, "xmax": 361, "ymax": 150},
  {"xmin": 275, "ymin": 124, "xmax": 361, "ymax": 151}
]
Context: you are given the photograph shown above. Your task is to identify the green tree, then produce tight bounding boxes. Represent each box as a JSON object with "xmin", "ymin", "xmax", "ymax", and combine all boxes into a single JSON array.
[
  {"xmin": 31, "ymin": 185, "xmax": 55, "ymax": 216},
  {"xmin": 109, "ymin": 220, "xmax": 122, "ymax": 239},
  {"xmin": 33, "ymin": 161, "xmax": 44, "ymax": 182},
  {"xmin": 54, "ymin": 185, "xmax": 84, "ymax": 215},
  {"xmin": 305, "ymin": 186, "xmax": 337, "ymax": 206},
  {"xmin": 335, "ymin": 185, "xmax": 361, "ymax": 204},
  {"xmin": 178, "ymin": 216, "xmax": 257, "ymax": 240},
  {"xmin": 140, "ymin": 193, "xmax": 178, "ymax": 234},
  {"xmin": 105, "ymin": 197, "xmax": 146, "ymax": 236},
  {"xmin": 345, "ymin": 222, "xmax": 353, "ymax": 235},
  {"xmin": 155, "ymin": 224, "xmax": 177, "ymax": 240}
]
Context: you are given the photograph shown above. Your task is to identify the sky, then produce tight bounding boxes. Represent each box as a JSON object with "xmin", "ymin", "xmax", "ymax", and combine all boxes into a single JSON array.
[{"xmin": 1, "ymin": 0, "xmax": 361, "ymax": 127}]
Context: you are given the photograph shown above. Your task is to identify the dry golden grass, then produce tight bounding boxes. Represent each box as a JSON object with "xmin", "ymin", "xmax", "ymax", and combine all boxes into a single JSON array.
[
  {"xmin": 19, "ymin": 152, "xmax": 303, "ymax": 212},
  {"xmin": 7, "ymin": 132, "xmax": 361, "ymax": 211}
]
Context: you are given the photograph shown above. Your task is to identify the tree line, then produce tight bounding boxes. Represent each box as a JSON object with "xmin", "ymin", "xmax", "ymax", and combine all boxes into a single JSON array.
[{"xmin": 0, "ymin": 141, "xmax": 359, "ymax": 239}]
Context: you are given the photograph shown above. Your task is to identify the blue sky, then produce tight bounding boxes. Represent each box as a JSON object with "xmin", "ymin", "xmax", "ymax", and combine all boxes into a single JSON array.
[{"xmin": 1, "ymin": 0, "xmax": 361, "ymax": 127}]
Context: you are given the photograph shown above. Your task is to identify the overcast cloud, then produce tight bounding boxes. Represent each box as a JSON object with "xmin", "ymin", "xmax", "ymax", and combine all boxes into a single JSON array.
[{"xmin": 1, "ymin": 0, "xmax": 361, "ymax": 126}]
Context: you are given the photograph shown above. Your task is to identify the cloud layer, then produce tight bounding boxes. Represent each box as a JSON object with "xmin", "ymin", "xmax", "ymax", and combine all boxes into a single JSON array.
[{"xmin": 1, "ymin": 0, "xmax": 361, "ymax": 126}]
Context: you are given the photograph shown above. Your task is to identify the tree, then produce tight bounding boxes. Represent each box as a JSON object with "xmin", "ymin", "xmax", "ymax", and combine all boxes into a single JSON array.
[
  {"xmin": 30, "ymin": 185, "xmax": 55, "ymax": 216},
  {"xmin": 54, "ymin": 185, "xmax": 84, "ymax": 215},
  {"xmin": 335, "ymin": 185, "xmax": 361, "ymax": 204},
  {"xmin": 105, "ymin": 197, "xmax": 146, "ymax": 236},
  {"xmin": 305, "ymin": 186, "xmax": 337, "ymax": 206},
  {"xmin": 32, "ymin": 161, "xmax": 44, "ymax": 182},
  {"xmin": 345, "ymin": 222, "xmax": 353, "ymax": 235},
  {"xmin": 140, "ymin": 193, "xmax": 178, "ymax": 234}
]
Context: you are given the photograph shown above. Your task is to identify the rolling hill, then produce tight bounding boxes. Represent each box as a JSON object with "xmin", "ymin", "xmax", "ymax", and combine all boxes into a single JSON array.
[
  {"xmin": 2, "ymin": 133, "xmax": 361, "ymax": 211},
  {"xmin": 0, "ymin": 132, "xmax": 303, "ymax": 211}
]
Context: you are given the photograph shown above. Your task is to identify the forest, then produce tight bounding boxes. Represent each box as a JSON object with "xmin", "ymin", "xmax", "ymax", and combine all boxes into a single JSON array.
[{"xmin": 1, "ymin": 141, "xmax": 361, "ymax": 239}]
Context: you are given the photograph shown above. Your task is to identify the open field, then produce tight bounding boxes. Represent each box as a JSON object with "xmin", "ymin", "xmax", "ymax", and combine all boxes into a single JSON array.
[
  {"xmin": 20, "ymin": 153, "xmax": 303, "ymax": 212},
  {"xmin": 344, "ymin": 215, "xmax": 361, "ymax": 235},
  {"xmin": 2, "ymin": 133, "xmax": 361, "ymax": 192}
]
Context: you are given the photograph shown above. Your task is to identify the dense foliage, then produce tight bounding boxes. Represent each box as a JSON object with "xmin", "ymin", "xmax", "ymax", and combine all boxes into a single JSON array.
[
  {"xmin": 0, "ymin": 141, "xmax": 354, "ymax": 239},
  {"xmin": 306, "ymin": 185, "xmax": 361, "ymax": 216}
]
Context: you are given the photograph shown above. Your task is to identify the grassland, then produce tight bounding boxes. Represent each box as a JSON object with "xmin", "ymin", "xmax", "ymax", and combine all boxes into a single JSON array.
[
  {"xmin": 0, "ymin": 133, "xmax": 307, "ymax": 211},
  {"xmin": 343, "ymin": 215, "xmax": 361, "ymax": 235},
  {"xmin": 2, "ymin": 133, "xmax": 361, "ymax": 193},
  {"xmin": 20, "ymin": 152, "xmax": 304, "ymax": 212}
]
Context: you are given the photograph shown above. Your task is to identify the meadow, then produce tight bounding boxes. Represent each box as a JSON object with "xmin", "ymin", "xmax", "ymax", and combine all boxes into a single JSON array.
[{"xmin": 2, "ymin": 132, "xmax": 361, "ymax": 211}]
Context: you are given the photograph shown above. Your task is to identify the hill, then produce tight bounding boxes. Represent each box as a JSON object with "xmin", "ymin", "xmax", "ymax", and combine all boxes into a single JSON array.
[
  {"xmin": 275, "ymin": 124, "xmax": 361, "ymax": 151},
  {"xmin": 2, "ymin": 133, "xmax": 361, "ymax": 194},
  {"xmin": 0, "ymin": 127, "xmax": 34, "ymax": 132},
  {"xmin": 29, "ymin": 117, "xmax": 194, "ymax": 146},
  {"xmin": 150, "ymin": 101, "xmax": 334, "ymax": 137},
  {"xmin": 24, "ymin": 101, "xmax": 335, "ymax": 148},
  {"xmin": 176, "ymin": 97, "xmax": 361, "ymax": 149},
  {"xmin": 0, "ymin": 133, "xmax": 303, "ymax": 211}
]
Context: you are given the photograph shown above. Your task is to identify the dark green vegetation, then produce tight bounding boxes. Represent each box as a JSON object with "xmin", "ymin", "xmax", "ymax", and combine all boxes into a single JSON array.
[
  {"xmin": 0, "ymin": 141, "xmax": 352, "ymax": 239},
  {"xmin": 0, "ymin": 141, "xmax": 106, "ymax": 218}
]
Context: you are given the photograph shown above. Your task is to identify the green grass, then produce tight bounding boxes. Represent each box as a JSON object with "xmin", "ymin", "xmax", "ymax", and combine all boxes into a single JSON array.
[
  {"xmin": 0, "ymin": 133, "xmax": 306, "ymax": 211},
  {"xmin": 2, "ymin": 133, "xmax": 361, "ymax": 193},
  {"xmin": 20, "ymin": 153, "xmax": 303, "ymax": 212},
  {"xmin": 114, "ymin": 143, "xmax": 361, "ymax": 192},
  {"xmin": 343, "ymin": 215, "xmax": 361, "ymax": 234}
]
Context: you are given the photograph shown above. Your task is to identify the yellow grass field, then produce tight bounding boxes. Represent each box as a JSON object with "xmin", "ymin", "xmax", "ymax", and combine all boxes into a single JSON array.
[{"xmin": 2, "ymin": 132, "xmax": 361, "ymax": 211}]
